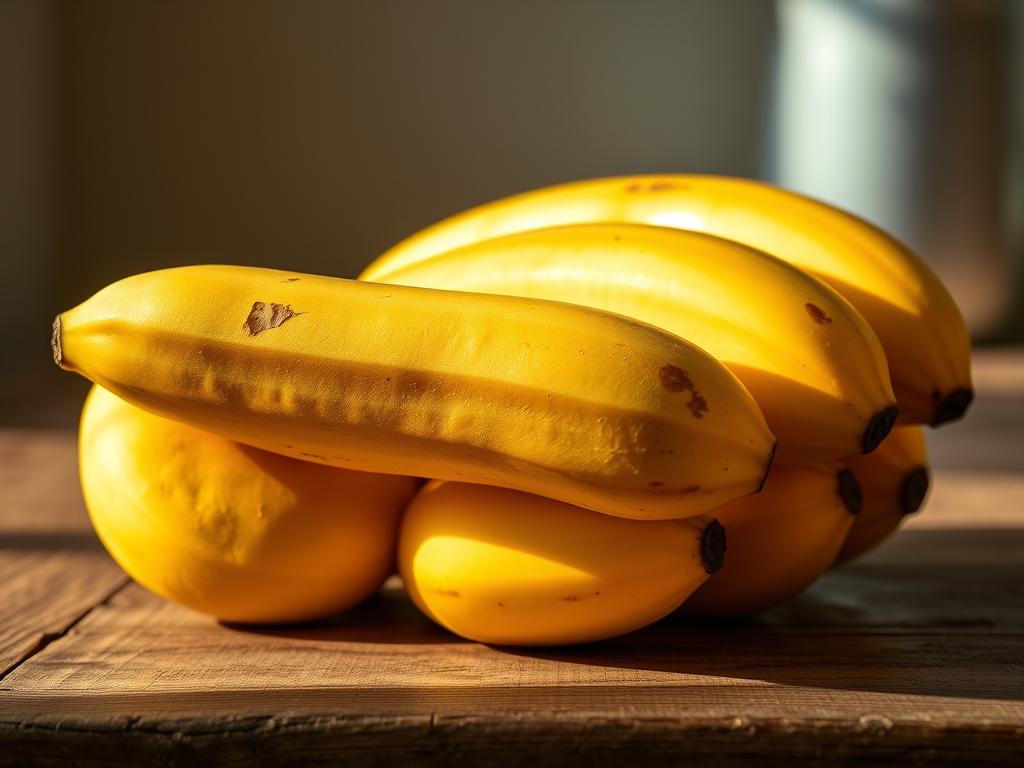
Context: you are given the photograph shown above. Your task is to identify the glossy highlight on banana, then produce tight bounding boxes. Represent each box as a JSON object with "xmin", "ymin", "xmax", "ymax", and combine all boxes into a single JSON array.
[
  {"xmin": 399, "ymin": 480, "xmax": 726, "ymax": 645},
  {"xmin": 376, "ymin": 222, "xmax": 898, "ymax": 462},
  {"xmin": 363, "ymin": 175, "xmax": 972, "ymax": 427}
]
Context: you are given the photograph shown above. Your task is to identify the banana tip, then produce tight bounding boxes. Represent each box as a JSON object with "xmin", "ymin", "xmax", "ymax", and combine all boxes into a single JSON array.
[
  {"xmin": 900, "ymin": 467, "xmax": 930, "ymax": 515},
  {"xmin": 932, "ymin": 388, "xmax": 973, "ymax": 427},
  {"xmin": 51, "ymin": 315, "xmax": 65, "ymax": 369},
  {"xmin": 861, "ymin": 406, "xmax": 899, "ymax": 454},
  {"xmin": 837, "ymin": 468, "xmax": 862, "ymax": 515},
  {"xmin": 700, "ymin": 518, "xmax": 726, "ymax": 575}
]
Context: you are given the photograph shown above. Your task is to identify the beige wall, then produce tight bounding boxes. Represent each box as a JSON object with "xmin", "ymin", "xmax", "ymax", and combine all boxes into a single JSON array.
[
  {"xmin": 56, "ymin": 0, "xmax": 775, "ymax": 308},
  {"xmin": 0, "ymin": 0, "xmax": 57, "ymax": 380}
]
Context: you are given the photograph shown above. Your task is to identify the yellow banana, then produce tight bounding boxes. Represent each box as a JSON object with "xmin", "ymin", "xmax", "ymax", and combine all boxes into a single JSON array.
[
  {"xmin": 680, "ymin": 463, "xmax": 859, "ymax": 616},
  {"xmin": 79, "ymin": 384, "xmax": 417, "ymax": 623},
  {"xmin": 55, "ymin": 265, "xmax": 775, "ymax": 520},
  {"xmin": 835, "ymin": 426, "xmax": 930, "ymax": 565},
  {"xmin": 398, "ymin": 480, "xmax": 725, "ymax": 645},
  {"xmin": 377, "ymin": 223, "xmax": 898, "ymax": 462},
  {"xmin": 362, "ymin": 175, "xmax": 972, "ymax": 427}
]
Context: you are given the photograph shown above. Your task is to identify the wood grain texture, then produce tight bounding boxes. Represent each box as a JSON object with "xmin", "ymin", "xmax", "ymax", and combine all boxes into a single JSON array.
[
  {"xmin": 1, "ymin": 351, "xmax": 1023, "ymax": 765},
  {"xmin": 0, "ymin": 431, "xmax": 127, "ymax": 676}
]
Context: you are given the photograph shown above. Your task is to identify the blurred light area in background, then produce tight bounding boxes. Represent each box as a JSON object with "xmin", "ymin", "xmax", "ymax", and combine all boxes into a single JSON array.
[
  {"xmin": 0, "ymin": 0, "xmax": 1021, "ymax": 426},
  {"xmin": 769, "ymin": 0, "xmax": 1014, "ymax": 337}
]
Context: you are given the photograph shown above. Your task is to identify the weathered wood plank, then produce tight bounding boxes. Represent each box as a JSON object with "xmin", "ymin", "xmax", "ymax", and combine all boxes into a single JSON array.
[
  {"xmin": 0, "ymin": 551, "xmax": 127, "ymax": 676},
  {"xmin": 0, "ymin": 431, "xmax": 127, "ymax": 676},
  {"xmin": 1, "ymin": 709, "xmax": 1020, "ymax": 768},
  {"xmin": 3, "ymin": 522, "xmax": 1023, "ymax": 718}
]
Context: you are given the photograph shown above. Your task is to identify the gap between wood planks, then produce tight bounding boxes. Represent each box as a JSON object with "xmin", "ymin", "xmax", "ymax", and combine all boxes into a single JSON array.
[{"xmin": 0, "ymin": 576, "xmax": 131, "ymax": 685}]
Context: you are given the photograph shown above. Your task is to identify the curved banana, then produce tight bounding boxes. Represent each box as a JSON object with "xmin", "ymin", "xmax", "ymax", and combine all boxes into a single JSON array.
[
  {"xmin": 55, "ymin": 265, "xmax": 775, "ymax": 520},
  {"xmin": 399, "ymin": 480, "xmax": 725, "ymax": 645},
  {"xmin": 378, "ymin": 223, "xmax": 897, "ymax": 462},
  {"xmin": 79, "ymin": 385, "xmax": 417, "ymax": 623},
  {"xmin": 362, "ymin": 175, "xmax": 972, "ymax": 427},
  {"xmin": 835, "ymin": 426, "xmax": 930, "ymax": 565},
  {"xmin": 680, "ymin": 463, "xmax": 860, "ymax": 616}
]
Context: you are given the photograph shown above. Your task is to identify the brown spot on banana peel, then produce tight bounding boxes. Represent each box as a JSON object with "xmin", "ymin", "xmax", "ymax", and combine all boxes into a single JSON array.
[
  {"xmin": 244, "ymin": 302, "xmax": 302, "ymax": 336},
  {"xmin": 559, "ymin": 592, "xmax": 601, "ymax": 602},
  {"xmin": 700, "ymin": 518, "xmax": 726, "ymax": 575},
  {"xmin": 433, "ymin": 589, "xmax": 460, "ymax": 598},
  {"xmin": 658, "ymin": 364, "xmax": 708, "ymax": 418},
  {"xmin": 805, "ymin": 302, "xmax": 833, "ymax": 324},
  {"xmin": 645, "ymin": 483, "xmax": 701, "ymax": 496},
  {"xmin": 900, "ymin": 467, "xmax": 930, "ymax": 515},
  {"xmin": 837, "ymin": 468, "xmax": 862, "ymax": 515}
]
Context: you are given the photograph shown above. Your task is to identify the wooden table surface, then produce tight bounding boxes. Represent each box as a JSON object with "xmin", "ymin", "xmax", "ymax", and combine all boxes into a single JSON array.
[{"xmin": 2, "ymin": 350, "xmax": 1023, "ymax": 766}]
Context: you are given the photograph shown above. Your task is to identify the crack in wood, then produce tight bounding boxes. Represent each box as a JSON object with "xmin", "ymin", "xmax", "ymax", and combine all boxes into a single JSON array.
[{"xmin": 0, "ymin": 576, "xmax": 131, "ymax": 683}]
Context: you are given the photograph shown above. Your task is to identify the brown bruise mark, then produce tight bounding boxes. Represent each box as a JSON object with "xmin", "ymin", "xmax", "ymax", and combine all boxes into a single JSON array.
[
  {"xmin": 805, "ymin": 302, "xmax": 833, "ymax": 325},
  {"xmin": 244, "ymin": 301, "xmax": 300, "ymax": 335},
  {"xmin": 658, "ymin": 364, "xmax": 709, "ymax": 418},
  {"xmin": 434, "ymin": 589, "xmax": 460, "ymax": 597},
  {"xmin": 299, "ymin": 452, "xmax": 329, "ymax": 462},
  {"xmin": 645, "ymin": 483, "xmax": 702, "ymax": 496},
  {"xmin": 244, "ymin": 301, "xmax": 302, "ymax": 336},
  {"xmin": 496, "ymin": 602, "xmax": 505, "ymax": 608},
  {"xmin": 281, "ymin": 277, "xmax": 301, "ymax": 283},
  {"xmin": 649, "ymin": 481, "xmax": 665, "ymax": 488},
  {"xmin": 687, "ymin": 393, "xmax": 708, "ymax": 418},
  {"xmin": 658, "ymin": 364, "xmax": 692, "ymax": 391},
  {"xmin": 559, "ymin": 595, "xmax": 581, "ymax": 602}
]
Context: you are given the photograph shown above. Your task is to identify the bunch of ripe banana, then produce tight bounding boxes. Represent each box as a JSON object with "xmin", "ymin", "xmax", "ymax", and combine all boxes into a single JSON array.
[{"xmin": 55, "ymin": 175, "xmax": 969, "ymax": 645}]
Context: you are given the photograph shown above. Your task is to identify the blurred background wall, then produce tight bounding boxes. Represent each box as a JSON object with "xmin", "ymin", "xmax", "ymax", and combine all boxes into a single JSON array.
[{"xmin": 1, "ymin": 0, "xmax": 1020, "ymax": 425}]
